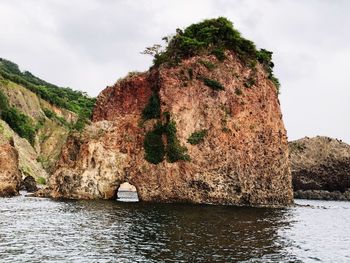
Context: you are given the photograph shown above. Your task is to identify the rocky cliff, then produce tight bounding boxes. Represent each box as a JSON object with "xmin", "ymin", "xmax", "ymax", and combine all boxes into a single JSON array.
[
  {"xmin": 0, "ymin": 58, "xmax": 95, "ymax": 190},
  {"xmin": 290, "ymin": 136, "xmax": 350, "ymax": 200},
  {"xmin": 0, "ymin": 135, "xmax": 21, "ymax": 197},
  {"xmin": 46, "ymin": 18, "xmax": 293, "ymax": 207}
]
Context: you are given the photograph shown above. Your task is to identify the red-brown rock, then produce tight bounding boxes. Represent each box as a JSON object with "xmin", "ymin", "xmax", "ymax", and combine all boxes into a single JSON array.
[
  {"xmin": 46, "ymin": 51, "xmax": 293, "ymax": 207},
  {"xmin": 0, "ymin": 141, "xmax": 21, "ymax": 197}
]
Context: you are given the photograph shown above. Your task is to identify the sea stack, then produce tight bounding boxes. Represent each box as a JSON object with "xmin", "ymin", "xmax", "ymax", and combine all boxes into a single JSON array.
[{"xmin": 45, "ymin": 18, "xmax": 293, "ymax": 207}]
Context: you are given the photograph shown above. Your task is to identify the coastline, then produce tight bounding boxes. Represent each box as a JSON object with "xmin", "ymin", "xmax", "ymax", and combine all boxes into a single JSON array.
[{"xmin": 294, "ymin": 190, "xmax": 350, "ymax": 201}]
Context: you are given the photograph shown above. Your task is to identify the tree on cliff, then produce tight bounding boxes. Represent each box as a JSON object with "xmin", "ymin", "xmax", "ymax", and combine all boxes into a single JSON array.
[{"xmin": 141, "ymin": 17, "xmax": 280, "ymax": 92}]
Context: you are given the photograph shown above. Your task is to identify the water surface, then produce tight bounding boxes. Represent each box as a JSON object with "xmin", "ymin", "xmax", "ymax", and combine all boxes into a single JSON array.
[{"xmin": 0, "ymin": 192, "xmax": 349, "ymax": 262}]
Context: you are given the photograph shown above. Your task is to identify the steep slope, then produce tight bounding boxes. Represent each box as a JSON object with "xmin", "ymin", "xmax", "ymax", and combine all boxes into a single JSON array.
[
  {"xmin": 0, "ymin": 120, "xmax": 47, "ymax": 181},
  {"xmin": 45, "ymin": 18, "xmax": 293, "ymax": 207},
  {"xmin": 0, "ymin": 134, "xmax": 21, "ymax": 197},
  {"xmin": 290, "ymin": 136, "xmax": 350, "ymax": 200},
  {"xmin": 0, "ymin": 58, "xmax": 95, "ymax": 185}
]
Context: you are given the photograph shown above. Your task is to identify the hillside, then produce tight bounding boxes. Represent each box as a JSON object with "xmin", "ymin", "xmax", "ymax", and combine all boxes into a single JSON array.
[
  {"xmin": 0, "ymin": 58, "xmax": 95, "ymax": 186},
  {"xmin": 0, "ymin": 58, "xmax": 95, "ymax": 119}
]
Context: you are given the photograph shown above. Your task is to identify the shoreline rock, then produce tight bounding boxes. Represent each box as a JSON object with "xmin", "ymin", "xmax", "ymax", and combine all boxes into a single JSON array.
[
  {"xmin": 290, "ymin": 136, "xmax": 350, "ymax": 201},
  {"xmin": 45, "ymin": 50, "xmax": 293, "ymax": 207},
  {"xmin": 294, "ymin": 190, "xmax": 350, "ymax": 201},
  {"xmin": 20, "ymin": 175, "xmax": 38, "ymax": 193},
  {"xmin": 0, "ymin": 140, "xmax": 21, "ymax": 197}
]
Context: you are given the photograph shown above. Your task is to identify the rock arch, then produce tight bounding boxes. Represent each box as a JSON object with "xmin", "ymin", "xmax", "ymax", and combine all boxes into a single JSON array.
[
  {"xmin": 44, "ymin": 50, "xmax": 293, "ymax": 207},
  {"xmin": 115, "ymin": 182, "xmax": 139, "ymax": 202}
]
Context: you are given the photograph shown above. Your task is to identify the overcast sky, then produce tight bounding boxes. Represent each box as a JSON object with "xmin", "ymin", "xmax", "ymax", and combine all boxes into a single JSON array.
[{"xmin": 0, "ymin": 0, "xmax": 349, "ymax": 142}]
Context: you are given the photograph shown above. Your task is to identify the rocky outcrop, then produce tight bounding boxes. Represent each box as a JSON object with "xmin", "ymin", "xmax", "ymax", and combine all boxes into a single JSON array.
[
  {"xmin": 1, "ymin": 81, "xmax": 77, "ymax": 123},
  {"xmin": 294, "ymin": 190, "xmax": 350, "ymax": 201},
  {"xmin": 45, "ymin": 49, "xmax": 293, "ymax": 207},
  {"xmin": 0, "ymin": 81, "xmax": 74, "ymax": 172},
  {"xmin": 290, "ymin": 136, "xmax": 350, "ymax": 200},
  {"xmin": 0, "ymin": 137, "xmax": 21, "ymax": 197},
  {"xmin": 21, "ymin": 175, "xmax": 38, "ymax": 192},
  {"xmin": 0, "ymin": 72, "xmax": 77, "ymax": 176},
  {"xmin": 0, "ymin": 120, "xmax": 48, "ymax": 181}
]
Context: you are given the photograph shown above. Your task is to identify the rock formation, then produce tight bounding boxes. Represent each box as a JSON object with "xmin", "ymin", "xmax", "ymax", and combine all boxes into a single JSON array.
[
  {"xmin": 21, "ymin": 175, "xmax": 38, "ymax": 193},
  {"xmin": 0, "ymin": 81, "xmax": 74, "ymax": 173},
  {"xmin": 0, "ymin": 136, "xmax": 21, "ymax": 197},
  {"xmin": 0, "ymin": 57, "xmax": 95, "ymax": 180},
  {"xmin": 290, "ymin": 136, "xmax": 350, "ymax": 200},
  {"xmin": 43, "ymin": 18, "xmax": 293, "ymax": 207}
]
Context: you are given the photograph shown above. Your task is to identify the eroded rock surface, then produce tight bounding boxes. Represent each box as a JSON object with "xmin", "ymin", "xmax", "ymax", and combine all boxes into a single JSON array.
[
  {"xmin": 0, "ymin": 137, "xmax": 21, "ymax": 197},
  {"xmin": 21, "ymin": 175, "xmax": 38, "ymax": 193},
  {"xmin": 290, "ymin": 136, "xmax": 350, "ymax": 199},
  {"xmin": 46, "ymin": 51, "xmax": 293, "ymax": 207}
]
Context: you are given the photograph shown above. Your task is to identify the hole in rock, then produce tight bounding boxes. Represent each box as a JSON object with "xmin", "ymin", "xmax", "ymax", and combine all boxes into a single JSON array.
[{"xmin": 116, "ymin": 182, "xmax": 139, "ymax": 202}]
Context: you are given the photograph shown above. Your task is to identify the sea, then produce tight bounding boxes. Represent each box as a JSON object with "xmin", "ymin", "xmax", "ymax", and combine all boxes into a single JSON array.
[{"xmin": 0, "ymin": 191, "xmax": 349, "ymax": 262}]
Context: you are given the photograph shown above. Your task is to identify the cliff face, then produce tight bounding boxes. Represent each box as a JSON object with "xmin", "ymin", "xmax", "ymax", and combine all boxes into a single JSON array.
[
  {"xmin": 0, "ymin": 58, "xmax": 95, "ymax": 187},
  {"xmin": 290, "ymin": 136, "xmax": 350, "ymax": 199},
  {"xmin": 0, "ymin": 81, "xmax": 74, "ymax": 173},
  {"xmin": 0, "ymin": 136, "xmax": 21, "ymax": 197},
  {"xmin": 47, "ymin": 51, "xmax": 293, "ymax": 207}
]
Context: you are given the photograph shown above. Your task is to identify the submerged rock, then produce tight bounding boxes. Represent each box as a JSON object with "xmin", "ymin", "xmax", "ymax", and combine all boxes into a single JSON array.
[
  {"xmin": 290, "ymin": 136, "xmax": 350, "ymax": 200},
  {"xmin": 0, "ymin": 139, "xmax": 21, "ymax": 197},
  {"xmin": 44, "ymin": 18, "xmax": 293, "ymax": 207}
]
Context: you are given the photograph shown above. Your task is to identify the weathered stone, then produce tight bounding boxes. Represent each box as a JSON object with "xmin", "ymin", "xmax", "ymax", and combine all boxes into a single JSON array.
[
  {"xmin": 45, "ymin": 51, "xmax": 293, "ymax": 207},
  {"xmin": 0, "ymin": 140, "xmax": 21, "ymax": 197},
  {"xmin": 21, "ymin": 175, "xmax": 38, "ymax": 192},
  {"xmin": 294, "ymin": 190, "xmax": 350, "ymax": 201},
  {"xmin": 290, "ymin": 136, "xmax": 350, "ymax": 199},
  {"xmin": 0, "ymin": 120, "xmax": 48, "ymax": 182}
]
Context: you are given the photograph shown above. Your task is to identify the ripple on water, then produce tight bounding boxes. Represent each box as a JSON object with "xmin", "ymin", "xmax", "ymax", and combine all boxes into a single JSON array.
[{"xmin": 0, "ymin": 194, "xmax": 349, "ymax": 262}]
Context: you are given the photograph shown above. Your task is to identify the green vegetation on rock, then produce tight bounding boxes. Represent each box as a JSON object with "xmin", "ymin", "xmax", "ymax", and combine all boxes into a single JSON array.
[
  {"xmin": 0, "ymin": 58, "xmax": 96, "ymax": 118},
  {"xmin": 142, "ymin": 91, "xmax": 160, "ymax": 120},
  {"xmin": 144, "ymin": 120, "xmax": 190, "ymax": 164},
  {"xmin": 36, "ymin": 176, "xmax": 46, "ymax": 185},
  {"xmin": 244, "ymin": 77, "xmax": 256, "ymax": 88},
  {"xmin": 43, "ymin": 108, "xmax": 69, "ymax": 127},
  {"xmin": 144, "ymin": 123, "xmax": 165, "ymax": 164},
  {"xmin": 199, "ymin": 60, "xmax": 216, "ymax": 70},
  {"xmin": 256, "ymin": 49, "xmax": 280, "ymax": 93},
  {"xmin": 0, "ymin": 90, "xmax": 36, "ymax": 144},
  {"xmin": 153, "ymin": 17, "xmax": 258, "ymax": 66},
  {"xmin": 144, "ymin": 17, "xmax": 280, "ymax": 93},
  {"xmin": 202, "ymin": 78, "xmax": 225, "ymax": 91},
  {"xmin": 235, "ymin": 87, "xmax": 243, "ymax": 96},
  {"xmin": 187, "ymin": 129, "xmax": 208, "ymax": 145},
  {"xmin": 143, "ymin": 110, "xmax": 190, "ymax": 164},
  {"xmin": 164, "ymin": 120, "xmax": 190, "ymax": 162},
  {"xmin": 211, "ymin": 47, "xmax": 226, "ymax": 61},
  {"xmin": 2, "ymin": 107, "xmax": 36, "ymax": 145}
]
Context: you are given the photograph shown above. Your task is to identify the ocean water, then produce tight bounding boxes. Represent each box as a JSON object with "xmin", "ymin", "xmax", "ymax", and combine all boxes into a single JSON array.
[{"xmin": 0, "ymin": 192, "xmax": 349, "ymax": 262}]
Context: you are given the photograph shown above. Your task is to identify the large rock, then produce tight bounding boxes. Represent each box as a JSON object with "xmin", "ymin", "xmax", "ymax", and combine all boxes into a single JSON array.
[
  {"xmin": 0, "ymin": 138, "xmax": 21, "ymax": 197},
  {"xmin": 290, "ymin": 136, "xmax": 350, "ymax": 198},
  {"xmin": 46, "ymin": 50, "xmax": 293, "ymax": 207},
  {"xmin": 21, "ymin": 175, "xmax": 38, "ymax": 192}
]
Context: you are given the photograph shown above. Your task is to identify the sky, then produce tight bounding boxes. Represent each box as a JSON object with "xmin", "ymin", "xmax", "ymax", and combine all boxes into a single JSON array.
[{"xmin": 0, "ymin": 0, "xmax": 349, "ymax": 143}]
